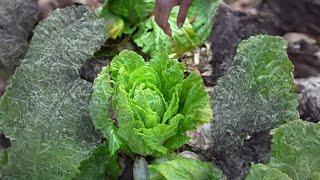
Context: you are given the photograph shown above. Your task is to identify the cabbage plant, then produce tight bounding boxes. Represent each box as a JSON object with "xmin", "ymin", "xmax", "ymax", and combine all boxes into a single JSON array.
[
  {"xmin": 89, "ymin": 50, "xmax": 227, "ymax": 179},
  {"xmin": 91, "ymin": 50, "xmax": 212, "ymax": 157}
]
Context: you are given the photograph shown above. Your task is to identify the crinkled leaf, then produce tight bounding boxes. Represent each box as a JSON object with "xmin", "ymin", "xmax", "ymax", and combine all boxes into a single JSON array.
[
  {"xmin": 162, "ymin": 84, "xmax": 181, "ymax": 124},
  {"xmin": 246, "ymin": 164, "xmax": 291, "ymax": 180},
  {"xmin": 148, "ymin": 157, "xmax": 226, "ymax": 180},
  {"xmin": 211, "ymin": 35, "xmax": 299, "ymax": 153},
  {"xmin": 164, "ymin": 73, "xmax": 212, "ymax": 151},
  {"xmin": 0, "ymin": 0, "xmax": 38, "ymax": 72},
  {"xmin": 129, "ymin": 92, "xmax": 160, "ymax": 128},
  {"xmin": 133, "ymin": 7, "xmax": 199, "ymax": 56},
  {"xmin": 187, "ymin": 0, "xmax": 221, "ymax": 43},
  {"xmin": 247, "ymin": 120, "xmax": 320, "ymax": 179},
  {"xmin": 113, "ymin": 85, "xmax": 135, "ymax": 127},
  {"xmin": 268, "ymin": 120, "xmax": 320, "ymax": 179},
  {"xmin": 126, "ymin": 67, "xmax": 165, "ymax": 126},
  {"xmin": 75, "ymin": 143, "xmax": 120, "ymax": 180},
  {"xmin": 149, "ymin": 52, "xmax": 185, "ymax": 102},
  {"xmin": 116, "ymin": 121, "xmax": 146, "ymax": 155},
  {"xmin": 0, "ymin": 6, "xmax": 105, "ymax": 179},
  {"xmin": 90, "ymin": 67, "xmax": 122, "ymax": 155},
  {"xmin": 93, "ymin": 51, "xmax": 211, "ymax": 157},
  {"xmin": 128, "ymin": 66, "xmax": 161, "ymax": 90},
  {"xmin": 110, "ymin": 50, "xmax": 145, "ymax": 80},
  {"xmin": 117, "ymin": 115, "xmax": 182, "ymax": 157},
  {"xmin": 162, "ymin": 131, "xmax": 190, "ymax": 152},
  {"xmin": 180, "ymin": 73, "xmax": 212, "ymax": 129}
]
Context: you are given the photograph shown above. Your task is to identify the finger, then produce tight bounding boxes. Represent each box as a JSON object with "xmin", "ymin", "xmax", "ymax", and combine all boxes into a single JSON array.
[
  {"xmin": 177, "ymin": 0, "xmax": 192, "ymax": 28},
  {"xmin": 154, "ymin": 0, "xmax": 161, "ymax": 25},
  {"xmin": 91, "ymin": 0, "xmax": 103, "ymax": 10},
  {"xmin": 159, "ymin": 0, "xmax": 174, "ymax": 36}
]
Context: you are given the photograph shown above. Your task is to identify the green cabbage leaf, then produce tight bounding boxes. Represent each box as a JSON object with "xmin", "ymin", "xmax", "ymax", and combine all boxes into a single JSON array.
[
  {"xmin": 90, "ymin": 50, "xmax": 212, "ymax": 157},
  {"xmin": 247, "ymin": 120, "xmax": 320, "ymax": 180},
  {"xmin": 211, "ymin": 35, "xmax": 299, "ymax": 154},
  {"xmin": 109, "ymin": 0, "xmax": 154, "ymax": 25},
  {"xmin": 0, "ymin": 6, "xmax": 106, "ymax": 179},
  {"xmin": 74, "ymin": 143, "xmax": 120, "ymax": 180},
  {"xmin": 96, "ymin": 0, "xmax": 154, "ymax": 37},
  {"xmin": 148, "ymin": 156, "xmax": 226, "ymax": 180},
  {"xmin": 246, "ymin": 164, "xmax": 291, "ymax": 180},
  {"xmin": 187, "ymin": 0, "xmax": 221, "ymax": 43}
]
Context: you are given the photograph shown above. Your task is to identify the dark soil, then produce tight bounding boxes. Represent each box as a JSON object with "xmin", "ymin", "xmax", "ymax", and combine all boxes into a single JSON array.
[
  {"xmin": 212, "ymin": 132, "xmax": 271, "ymax": 180},
  {"xmin": 284, "ymin": 33, "xmax": 320, "ymax": 78},
  {"xmin": 258, "ymin": 0, "xmax": 320, "ymax": 36},
  {"xmin": 0, "ymin": 134, "xmax": 11, "ymax": 149},
  {"xmin": 296, "ymin": 77, "xmax": 320, "ymax": 123},
  {"xmin": 79, "ymin": 58, "xmax": 109, "ymax": 82}
]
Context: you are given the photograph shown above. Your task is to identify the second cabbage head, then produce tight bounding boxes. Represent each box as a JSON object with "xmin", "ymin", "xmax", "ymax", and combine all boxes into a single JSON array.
[{"xmin": 91, "ymin": 50, "xmax": 212, "ymax": 157}]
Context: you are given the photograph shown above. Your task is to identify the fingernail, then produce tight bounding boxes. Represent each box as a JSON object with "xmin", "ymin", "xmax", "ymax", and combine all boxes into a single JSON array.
[{"xmin": 178, "ymin": 22, "xmax": 183, "ymax": 28}]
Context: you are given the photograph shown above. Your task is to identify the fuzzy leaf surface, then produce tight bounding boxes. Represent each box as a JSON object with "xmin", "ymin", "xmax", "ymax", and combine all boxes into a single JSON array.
[
  {"xmin": 0, "ymin": 0, "xmax": 38, "ymax": 72},
  {"xmin": 0, "ymin": 6, "xmax": 105, "ymax": 179},
  {"xmin": 247, "ymin": 120, "xmax": 320, "ymax": 179},
  {"xmin": 211, "ymin": 35, "xmax": 299, "ymax": 153}
]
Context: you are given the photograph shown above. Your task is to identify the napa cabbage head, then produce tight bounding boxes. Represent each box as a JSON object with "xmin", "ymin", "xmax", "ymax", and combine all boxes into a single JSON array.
[{"xmin": 90, "ymin": 50, "xmax": 212, "ymax": 157}]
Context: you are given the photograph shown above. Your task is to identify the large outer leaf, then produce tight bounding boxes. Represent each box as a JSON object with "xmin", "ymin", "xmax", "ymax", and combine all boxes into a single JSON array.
[
  {"xmin": 148, "ymin": 157, "xmax": 226, "ymax": 180},
  {"xmin": 211, "ymin": 35, "xmax": 299, "ymax": 153},
  {"xmin": 268, "ymin": 120, "xmax": 320, "ymax": 179},
  {"xmin": 0, "ymin": 0, "xmax": 38, "ymax": 72},
  {"xmin": 247, "ymin": 120, "xmax": 320, "ymax": 180},
  {"xmin": 90, "ymin": 67, "xmax": 122, "ymax": 156},
  {"xmin": 0, "ymin": 6, "xmax": 105, "ymax": 179}
]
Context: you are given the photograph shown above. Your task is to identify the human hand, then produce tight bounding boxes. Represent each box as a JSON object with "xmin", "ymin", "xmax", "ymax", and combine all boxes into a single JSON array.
[{"xmin": 154, "ymin": 0, "xmax": 192, "ymax": 36}]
